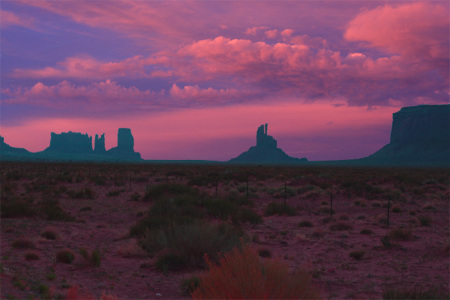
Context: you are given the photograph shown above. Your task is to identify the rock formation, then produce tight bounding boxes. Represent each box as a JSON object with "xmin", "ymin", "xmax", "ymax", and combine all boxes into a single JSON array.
[
  {"xmin": 45, "ymin": 131, "xmax": 93, "ymax": 154},
  {"xmin": 94, "ymin": 133, "xmax": 106, "ymax": 154},
  {"xmin": 106, "ymin": 128, "xmax": 141, "ymax": 160},
  {"xmin": 0, "ymin": 135, "xmax": 29, "ymax": 154},
  {"xmin": 366, "ymin": 104, "xmax": 450, "ymax": 163},
  {"xmin": 230, "ymin": 123, "xmax": 307, "ymax": 163}
]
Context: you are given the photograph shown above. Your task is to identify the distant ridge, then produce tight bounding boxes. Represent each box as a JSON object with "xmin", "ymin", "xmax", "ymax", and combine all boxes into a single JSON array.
[{"xmin": 229, "ymin": 124, "xmax": 308, "ymax": 164}]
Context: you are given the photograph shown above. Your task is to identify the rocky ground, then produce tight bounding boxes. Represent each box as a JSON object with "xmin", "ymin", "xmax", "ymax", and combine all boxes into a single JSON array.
[{"xmin": 1, "ymin": 163, "xmax": 449, "ymax": 299}]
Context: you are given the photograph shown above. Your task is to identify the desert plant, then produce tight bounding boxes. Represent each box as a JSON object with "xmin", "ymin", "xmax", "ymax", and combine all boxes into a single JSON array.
[
  {"xmin": 232, "ymin": 207, "xmax": 262, "ymax": 225},
  {"xmin": 417, "ymin": 215, "xmax": 432, "ymax": 226},
  {"xmin": 1, "ymin": 199, "xmax": 36, "ymax": 218},
  {"xmin": 78, "ymin": 248, "xmax": 101, "ymax": 267},
  {"xmin": 371, "ymin": 201, "xmax": 382, "ymax": 208},
  {"xmin": 24, "ymin": 251, "xmax": 39, "ymax": 260},
  {"xmin": 298, "ymin": 220, "xmax": 313, "ymax": 227},
  {"xmin": 391, "ymin": 204, "xmax": 401, "ymax": 213},
  {"xmin": 338, "ymin": 214, "xmax": 349, "ymax": 220},
  {"xmin": 360, "ymin": 228, "xmax": 373, "ymax": 235},
  {"xmin": 41, "ymin": 228, "xmax": 58, "ymax": 240},
  {"xmin": 421, "ymin": 202, "xmax": 436, "ymax": 211},
  {"xmin": 388, "ymin": 228, "xmax": 412, "ymax": 241},
  {"xmin": 12, "ymin": 238, "xmax": 35, "ymax": 249},
  {"xmin": 182, "ymin": 276, "xmax": 201, "ymax": 294},
  {"xmin": 381, "ymin": 235, "xmax": 392, "ymax": 248},
  {"xmin": 383, "ymin": 285, "xmax": 449, "ymax": 299},
  {"xmin": 258, "ymin": 248, "xmax": 272, "ymax": 258},
  {"xmin": 329, "ymin": 221, "xmax": 352, "ymax": 231},
  {"xmin": 56, "ymin": 249, "xmax": 75, "ymax": 264},
  {"xmin": 409, "ymin": 210, "xmax": 417, "ymax": 216},
  {"xmin": 264, "ymin": 202, "xmax": 296, "ymax": 216},
  {"xmin": 129, "ymin": 192, "xmax": 141, "ymax": 201},
  {"xmin": 191, "ymin": 245, "xmax": 321, "ymax": 299},
  {"xmin": 349, "ymin": 250, "xmax": 365, "ymax": 260}
]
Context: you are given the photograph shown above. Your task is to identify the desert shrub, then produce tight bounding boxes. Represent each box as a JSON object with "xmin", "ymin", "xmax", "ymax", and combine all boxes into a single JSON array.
[
  {"xmin": 79, "ymin": 248, "xmax": 101, "ymax": 267},
  {"xmin": 143, "ymin": 183, "xmax": 198, "ymax": 201},
  {"xmin": 409, "ymin": 210, "xmax": 417, "ymax": 216},
  {"xmin": 155, "ymin": 249, "xmax": 188, "ymax": 271},
  {"xmin": 232, "ymin": 207, "xmax": 262, "ymax": 225},
  {"xmin": 349, "ymin": 250, "xmax": 365, "ymax": 260},
  {"xmin": 388, "ymin": 228, "xmax": 412, "ymax": 241},
  {"xmin": 38, "ymin": 284, "xmax": 51, "ymax": 299},
  {"xmin": 338, "ymin": 214, "xmax": 349, "ymax": 221},
  {"xmin": 258, "ymin": 248, "xmax": 272, "ymax": 258},
  {"xmin": 42, "ymin": 204, "xmax": 75, "ymax": 222},
  {"xmin": 319, "ymin": 205, "xmax": 334, "ymax": 214},
  {"xmin": 297, "ymin": 185, "xmax": 316, "ymax": 194},
  {"xmin": 329, "ymin": 221, "xmax": 352, "ymax": 231},
  {"xmin": 360, "ymin": 228, "xmax": 373, "ymax": 235},
  {"xmin": 129, "ymin": 192, "xmax": 141, "ymax": 201},
  {"xmin": 106, "ymin": 190, "xmax": 121, "ymax": 197},
  {"xmin": 117, "ymin": 239, "xmax": 147, "ymax": 258},
  {"xmin": 311, "ymin": 229, "xmax": 324, "ymax": 238},
  {"xmin": 381, "ymin": 235, "xmax": 392, "ymax": 248},
  {"xmin": 56, "ymin": 249, "xmax": 75, "ymax": 264},
  {"xmin": 41, "ymin": 228, "xmax": 58, "ymax": 240},
  {"xmin": 139, "ymin": 222, "xmax": 246, "ymax": 270},
  {"xmin": 67, "ymin": 188, "xmax": 94, "ymax": 199},
  {"xmin": 376, "ymin": 214, "xmax": 388, "ymax": 225},
  {"xmin": 298, "ymin": 220, "xmax": 313, "ymax": 227},
  {"xmin": 264, "ymin": 202, "xmax": 296, "ymax": 216},
  {"xmin": 191, "ymin": 245, "xmax": 321, "ymax": 299},
  {"xmin": 1, "ymin": 199, "xmax": 36, "ymax": 218},
  {"xmin": 371, "ymin": 201, "xmax": 382, "ymax": 208},
  {"xmin": 391, "ymin": 204, "xmax": 401, "ymax": 213},
  {"xmin": 421, "ymin": 202, "xmax": 436, "ymax": 211},
  {"xmin": 417, "ymin": 215, "xmax": 432, "ymax": 226},
  {"xmin": 357, "ymin": 215, "xmax": 366, "ymax": 220},
  {"xmin": 24, "ymin": 251, "xmax": 39, "ymax": 260},
  {"xmin": 382, "ymin": 285, "xmax": 449, "ymax": 299},
  {"xmin": 12, "ymin": 238, "xmax": 35, "ymax": 249},
  {"xmin": 182, "ymin": 276, "xmax": 201, "ymax": 294},
  {"xmin": 90, "ymin": 175, "xmax": 106, "ymax": 186},
  {"xmin": 79, "ymin": 206, "xmax": 92, "ymax": 212}
]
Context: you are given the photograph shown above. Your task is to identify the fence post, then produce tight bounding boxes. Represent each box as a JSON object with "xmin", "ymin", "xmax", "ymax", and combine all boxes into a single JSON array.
[
  {"xmin": 284, "ymin": 181, "xmax": 287, "ymax": 206},
  {"xmin": 330, "ymin": 191, "xmax": 333, "ymax": 217},
  {"xmin": 247, "ymin": 179, "xmax": 249, "ymax": 201},
  {"xmin": 387, "ymin": 196, "xmax": 391, "ymax": 226}
]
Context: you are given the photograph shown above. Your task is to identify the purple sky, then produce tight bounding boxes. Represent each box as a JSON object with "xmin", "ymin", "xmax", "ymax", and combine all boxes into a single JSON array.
[{"xmin": 1, "ymin": 1, "xmax": 448, "ymax": 161}]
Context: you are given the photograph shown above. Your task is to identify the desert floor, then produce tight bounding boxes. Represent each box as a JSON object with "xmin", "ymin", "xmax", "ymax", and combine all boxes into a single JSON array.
[{"xmin": 1, "ymin": 162, "xmax": 449, "ymax": 299}]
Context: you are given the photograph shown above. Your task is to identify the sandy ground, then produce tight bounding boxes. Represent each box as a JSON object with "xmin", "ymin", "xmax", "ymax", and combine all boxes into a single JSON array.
[{"xmin": 1, "ymin": 164, "xmax": 449, "ymax": 299}]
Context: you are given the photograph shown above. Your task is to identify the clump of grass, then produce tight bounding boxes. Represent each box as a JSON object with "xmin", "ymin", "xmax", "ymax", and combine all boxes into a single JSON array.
[
  {"xmin": 12, "ymin": 238, "xmax": 35, "ymax": 249},
  {"xmin": 381, "ymin": 235, "xmax": 392, "ymax": 248},
  {"xmin": 357, "ymin": 215, "xmax": 366, "ymax": 220},
  {"xmin": 106, "ymin": 190, "xmax": 122, "ymax": 197},
  {"xmin": 258, "ymin": 248, "xmax": 272, "ymax": 258},
  {"xmin": 67, "ymin": 187, "xmax": 94, "ymax": 199},
  {"xmin": 391, "ymin": 204, "xmax": 401, "ymax": 213},
  {"xmin": 417, "ymin": 215, "xmax": 432, "ymax": 226},
  {"xmin": 129, "ymin": 192, "xmax": 141, "ymax": 201},
  {"xmin": 41, "ymin": 228, "xmax": 58, "ymax": 240},
  {"xmin": 360, "ymin": 228, "xmax": 373, "ymax": 235},
  {"xmin": 298, "ymin": 220, "xmax": 314, "ymax": 227},
  {"xmin": 24, "ymin": 251, "xmax": 39, "ymax": 261},
  {"xmin": 409, "ymin": 210, "xmax": 417, "ymax": 216},
  {"xmin": 421, "ymin": 202, "xmax": 436, "ymax": 211},
  {"xmin": 349, "ymin": 250, "xmax": 365, "ymax": 260},
  {"xmin": 382, "ymin": 285, "xmax": 449, "ymax": 299},
  {"xmin": 376, "ymin": 213, "xmax": 388, "ymax": 225},
  {"xmin": 78, "ymin": 248, "xmax": 101, "ymax": 267},
  {"xmin": 264, "ymin": 202, "xmax": 296, "ymax": 216},
  {"xmin": 191, "ymin": 245, "xmax": 321, "ymax": 299},
  {"xmin": 56, "ymin": 249, "xmax": 75, "ymax": 264},
  {"xmin": 117, "ymin": 239, "xmax": 147, "ymax": 258},
  {"xmin": 388, "ymin": 228, "xmax": 412, "ymax": 241},
  {"xmin": 338, "ymin": 214, "xmax": 349, "ymax": 221},
  {"xmin": 182, "ymin": 276, "xmax": 201, "ymax": 294},
  {"xmin": 318, "ymin": 205, "xmax": 334, "ymax": 214},
  {"xmin": 40, "ymin": 198, "xmax": 75, "ymax": 222},
  {"xmin": 371, "ymin": 201, "xmax": 382, "ymax": 208},
  {"xmin": 329, "ymin": 221, "xmax": 352, "ymax": 231},
  {"xmin": 143, "ymin": 183, "xmax": 198, "ymax": 201}
]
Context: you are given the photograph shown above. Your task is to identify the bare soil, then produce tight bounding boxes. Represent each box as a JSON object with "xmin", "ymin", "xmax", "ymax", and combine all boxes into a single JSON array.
[{"xmin": 1, "ymin": 163, "xmax": 449, "ymax": 299}]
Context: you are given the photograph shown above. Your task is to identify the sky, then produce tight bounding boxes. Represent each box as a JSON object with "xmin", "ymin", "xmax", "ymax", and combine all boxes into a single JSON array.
[{"xmin": 1, "ymin": 0, "xmax": 448, "ymax": 161}]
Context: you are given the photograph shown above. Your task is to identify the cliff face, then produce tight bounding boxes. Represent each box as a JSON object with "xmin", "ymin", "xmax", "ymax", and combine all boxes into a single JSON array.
[
  {"xmin": 367, "ymin": 104, "xmax": 450, "ymax": 163},
  {"xmin": 230, "ymin": 124, "xmax": 307, "ymax": 163},
  {"xmin": 94, "ymin": 133, "xmax": 106, "ymax": 154},
  {"xmin": 0, "ymin": 136, "xmax": 29, "ymax": 154},
  {"xmin": 106, "ymin": 128, "xmax": 141, "ymax": 160},
  {"xmin": 45, "ymin": 131, "xmax": 93, "ymax": 154}
]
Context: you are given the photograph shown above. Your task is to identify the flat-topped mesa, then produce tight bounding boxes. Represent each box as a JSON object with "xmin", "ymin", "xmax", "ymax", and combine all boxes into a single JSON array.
[
  {"xmin": 256, "ymin": 123, "xmax": 277, "ymax": 148},
  {"xmin": 94, "ymin": 133, "xmax": 106, "ymax": 154},
  {"xmin": 45, "ymin": 131, "xmax": 93, "ymax": 154}
]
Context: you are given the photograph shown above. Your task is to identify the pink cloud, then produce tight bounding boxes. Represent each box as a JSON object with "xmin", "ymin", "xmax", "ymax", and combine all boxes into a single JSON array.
[
  {"xmin": 169, "ymin": 84, "xmax": 240, "ymax": 101},
  {"xmin": 0, "ymin": 10, "xmax": 34, "ymax": 29},
  {"xmin": 345, "ymin": 2, "xmax": 449, "ymax": 61},
  {"xmin": 12, "ymin": 55, "xmax": 169, "ymax": 79},
  {"xmin": 2, "ymin": 80, "xmax": 155, "ymax": 109},
  {"xmin": 280, "ymin": 29, "xmax": 294, "ymax": 38},
  {"xmin": 264, "ymin": 29, "xmax": 278, "ymax": 39}
]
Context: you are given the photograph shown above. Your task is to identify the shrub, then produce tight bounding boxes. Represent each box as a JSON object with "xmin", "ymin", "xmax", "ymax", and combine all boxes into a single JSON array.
[
  {"xmin": 382, "ymin": 285, "xmax": 449, "ymax": 299},
  {"xmin": 107, "ymin": 190, "xmax": 121, "ymax": 197},
  {"xmin": 329, "ymin": 221, "xmax": 352, "ymax": 231},
  {"xmin": 349, "ymin": 250, "xmax": 365, "ymax": 260},
  {"xmin": 129, "ymin": 192, "xmax": 141, "ymax": 201},
  {"xmin": 381, "ymin": 235, "xmax": 392, "ymax": 248},
  {"xmin": 388, "ymin": 228, "xmax": 412, "ymax": 241},
  {"xmin": 421, "ymin": 202, "xmax": 436, "ymax": 211},
  {"xmin": 78, "ymin": 248, "xmax": 101, "ymax": 267},
  {"xmin": 139, "ymin": 222, "xmax": 246, "ymax": 270},
  {"xmin": 360, "ymin": 228, "xmax": 373, "ymax": 235},
  {"xmin": 182, "ymin": 276, "xmax": 201, "ymax": 294},
  {"xmin": 12, "ymin": 238, "xmax": 35, "ymax": 249},
  {"xmin": 371, "ymin": 201, "xmax": 382, "ymax": 208},
  {"xmin": 409, "ymin": 210, "xmax": 417, "ymax": 216},
  {"xmin": 1, "ymin": 199, "xmax": 36, "ymax": 218},
  {"xmin": 338, "ymin": 214, "xmax": 349, "ymax": 221},
  {"xmin": 143, "ymin": 183, "xmax": 198, "ymax": 201},
  {"xmin": 232, "ymin": 207, "xmax": 262, "ymax": 225},
  {"xmin": 191, "ymin": 246, "xmax": 321, "ymax": 299},
  {"xmin": 117, "ymin": 239, "xmax": 147, "ymax": 258},
  {"xmin": 391, "ymin": 205, "xmax": 401, "ymax": 213},
  {"xmin": 41, "ymin": 228, "xmax": 58, "ymax": 240},
  {"xmin": 56, "ymin": 249, "xmax": 75, "ymax": 264},
  {"xmin": 318, "ymin": 205, "xmax": 334, "ymax": 214},
  {"xmin": 258, "ymin": 248, "xmax": 272, "ymax": 258},
  {"xmin": 264, "ymin": 202, "xmax": 296, "ymax": 216},
  {"xmin": 155, "ymin": 249, "xmax": 188, "ymax": 271},
  {"xmin": 24, "ymin": 251, "xmax": 39, "ymax": 261},
  {"xmin": 298, "ymin": 220, "xmax": 313, "ymax": 227},
  {"xmin": 418, "ymin": 215, "xmax": 432, "ymax": 226},
  {"xmin": 311, "ymin": 229, "xmax": 324, "ymax": 238}
]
